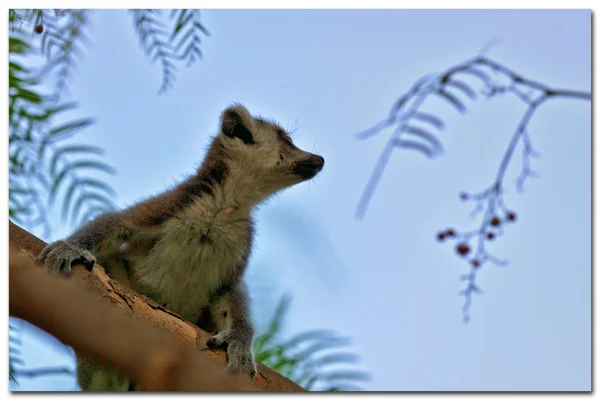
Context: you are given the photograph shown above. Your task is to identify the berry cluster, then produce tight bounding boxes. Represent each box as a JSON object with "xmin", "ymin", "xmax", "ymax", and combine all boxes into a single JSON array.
[
  {"xmin": 436, "ymin": 208, "xmax": 517, "ymax": 268},
  {"xmin": 437, "ymin": 188, "xmax": 520, "ymax": 322}
]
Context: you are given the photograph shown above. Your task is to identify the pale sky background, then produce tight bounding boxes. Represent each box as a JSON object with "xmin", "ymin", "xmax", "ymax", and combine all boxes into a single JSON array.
[{"xmin": 9, "ymin": 9, "xmax": 591, "ymax": 391}]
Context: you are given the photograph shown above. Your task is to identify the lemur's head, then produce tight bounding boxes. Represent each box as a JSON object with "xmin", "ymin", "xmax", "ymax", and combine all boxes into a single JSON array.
[{"xmin": 215, "ymin": 104, "xmax": 324, "ymax": 198}]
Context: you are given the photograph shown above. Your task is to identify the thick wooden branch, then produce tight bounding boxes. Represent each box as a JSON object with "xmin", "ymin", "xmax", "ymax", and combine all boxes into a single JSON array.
[
  {"xmin": 9, "ymin": 221, "xmax": 304, "ymax": 392},
  {"xmin": 9, "ymin": 250, "xmax": 253, "ymax": 391}
]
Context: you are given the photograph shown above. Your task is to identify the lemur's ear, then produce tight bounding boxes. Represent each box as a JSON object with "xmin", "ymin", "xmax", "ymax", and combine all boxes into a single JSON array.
[{"xmin": 220, "ymin": 105, "xmax": 255, "ymax": 145}]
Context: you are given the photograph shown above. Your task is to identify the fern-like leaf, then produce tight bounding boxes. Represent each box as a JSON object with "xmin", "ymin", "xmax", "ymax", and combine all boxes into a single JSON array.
[
  {"xmin": 447, "ymin": 79, "xmax": 477, "ymax": 100},
  {"xmin": 413, "ymin": 111, "xmax": 445, "ymax": 130},
  {"xmin": 435, "ymin": 88, "xmax": 467, "ymax": 114},
  {"xmin": 404, "ymin": 125, "xmax": 443, "ymax": 154},
  {"xmin": 391, "ymin": 138, "xmax": 436, "ymax": 158},
  {"xmin": 10, "ymin": 25, "xmax": 117, "ymax": 237},
  {"xmin": 253, "ymin": 295, "xmax": 369, "ymax": 391},
  {"xmin": 456, "ymin": 67, "xmax": 492, "ymax": 85},
  {"xmin": 132, "ymin": 9, "xmax": 209, "ymax": 93},
  {"xmin": 170, "ymin": 10, "xmax": 209, "ymax": 67},
  {"xmin": 39, "ymin": 9, "xmax": 90, "ymax": 100},
  {"xmin": 131, "ymin": 9, "xmax": 177, "ymax": 94}
]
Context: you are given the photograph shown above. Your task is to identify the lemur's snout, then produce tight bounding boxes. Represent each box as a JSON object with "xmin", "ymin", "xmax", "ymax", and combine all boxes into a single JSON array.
[{"xmin": 293, "ymin": 154, "xmax": 325, "ymax": 180}]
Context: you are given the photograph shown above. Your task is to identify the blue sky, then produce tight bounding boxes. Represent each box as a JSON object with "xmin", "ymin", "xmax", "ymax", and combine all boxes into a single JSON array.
[{"xmin": 10, "ymin": 9, "xmax": 591, "ymax": 391}]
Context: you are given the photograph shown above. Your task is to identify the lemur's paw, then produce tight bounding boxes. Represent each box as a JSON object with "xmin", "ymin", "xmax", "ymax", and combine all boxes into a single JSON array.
[
  {"xmin": 206, "ymin": 331, "xmax": 229, "ymax": 350},
  {"xmin": 206, "ymin": 333, "xmax": 256, "ymax": 378},
  {"xmin": 37, "ymin": 240, "xmax": 96, "ymax": 276},
  {"xmin": 226, "ymin": 341, "xmax": 257, "ymax": 379}
]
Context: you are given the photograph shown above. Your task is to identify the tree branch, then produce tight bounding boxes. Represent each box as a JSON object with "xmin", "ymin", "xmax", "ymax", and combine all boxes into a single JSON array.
[{"xmin": 9, "ymin": 221, "xmax": 304, "ymax": 392}]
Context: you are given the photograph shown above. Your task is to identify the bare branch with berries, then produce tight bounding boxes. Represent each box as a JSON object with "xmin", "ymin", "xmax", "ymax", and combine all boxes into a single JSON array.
[{"xmin": 356, "ymin": 48, "xmax": 590, "ymax": 322}]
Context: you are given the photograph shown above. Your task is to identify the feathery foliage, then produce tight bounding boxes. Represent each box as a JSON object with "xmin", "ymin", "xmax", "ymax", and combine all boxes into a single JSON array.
[
  {"xmin": 254, "ymin": 295, "xmax": 369, "ymax": 391},
  {"xmin": 130, "ymin": 9, "xmax": 209, "ymax": 94},
  {"xmin": 9, "ymin": 321, "xmax": 23, "ymax": 383},
  {"xmin": 39, "ymin": 9, "xmax": 90, "ymax": 100},
  {"xmin": 9, "ymin": 10, "xmax": 117, "ymax": 237}
]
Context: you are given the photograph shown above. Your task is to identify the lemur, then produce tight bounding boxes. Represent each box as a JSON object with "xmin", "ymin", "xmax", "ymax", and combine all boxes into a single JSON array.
[{"xmin": 36, "ymin": 104, "xmax": 325, "ymax": 391}]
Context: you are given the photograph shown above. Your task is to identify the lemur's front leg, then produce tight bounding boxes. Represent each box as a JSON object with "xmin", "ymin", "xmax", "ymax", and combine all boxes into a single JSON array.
[
  {"xmin": 206, "ymin": 281, "xmax": 257, "ymax": 379},
  {"xmin": 36, "ymin": 212, "xmax": 122, "ymax": 276}
]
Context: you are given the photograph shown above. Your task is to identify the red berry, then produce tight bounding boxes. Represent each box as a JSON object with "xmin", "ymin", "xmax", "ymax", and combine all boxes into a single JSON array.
[
  {"xmin": 35, "ymin": 24, "xmax": 43, "ymax": 34},
  {"xmin": 490, "ymin": 216, "xmax": 501, "ymax": 227},
  {"xmin": 456, "ymin": 243, "xmax": 470, "ymax": 256},
  {"xmin": 437, "ymin": 232, "xmax": 446, "ymax": 241},
  {"xmin": 472, "ymin": 260, "xmax": 480, "ymax": 267},
  {"xmin": 460, "ymin": 192, "xmax": 469, "ymax": 201},
  {"xmin": 487, "ymin": 232, "xmax": 495, "ymax": 240},
  {"xmin": 446, "ymin": 229, "xmax": 455, "ymax": 237},
  {"xmin": 506, "ymin": 212, "xmax": 517, "ymax": 222}
]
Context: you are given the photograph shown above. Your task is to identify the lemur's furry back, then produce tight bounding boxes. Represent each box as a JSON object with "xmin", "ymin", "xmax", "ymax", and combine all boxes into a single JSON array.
[{"xmin": 37, "ymin": 104, "xmax": 325, "ymax": 391}]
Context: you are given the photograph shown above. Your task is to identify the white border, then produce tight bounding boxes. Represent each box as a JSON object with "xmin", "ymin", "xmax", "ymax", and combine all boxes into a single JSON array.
[
  {"xmin": 4, "ymin": 0, "xmax": 600, "ymax": 8},
  {"xmin": 3, "ymin": 1, "xmax": 596, "ymax": 399}
]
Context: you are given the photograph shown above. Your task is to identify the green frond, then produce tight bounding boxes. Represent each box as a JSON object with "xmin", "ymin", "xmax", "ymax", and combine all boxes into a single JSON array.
[
  {"xmin": 71, "ymin": 192, "xmax": 115, "ymax": 225},
  {"xmin": 9, "ymin": 25, "xmax": 118, "ymax": 238},
  {"xmin": 49, "ymin": 144, "xmax": 103, "ymax": 175},
  {"xmin": 253, "ymin": 295, "xmax": 369, "ymax": 391},
  {"xmin": 77, "ymin": 203, "xmax": 115, "ymax": 226},
  {"xmin": 322, "ymin": 370, "xmax": 371, "ymax": 383},
  {"xmin": 61, "ymin": 178, "xmax": 116, "ymax": 222},
  {"xmin": 281, "ymin": 329, "xmax": 339, "ymax": 349},
  {"xmin": 131, "ymin": 9, "xmax": 176, "ymax": 94},
  {"xmin": 131, "ymin": 9, "xmax": 208, "ymax": 94},
  {"xmin": 48, "ymin": 118, "xmax": 95, "ymax": 141},
  {"xmin": 9, "ymin": 37, "xmax": 31, "ymax": 53},
  {"xmin": 9, "ymin": 321, "xmax": 22, "ymax": 384},
  {"xmin": 311, "ymin": 352, "xmax": 361, "ymax": 367},
  {"xmin": 38, "ymin": 9, "xmax": 91, "ymax": 100},
  {"xmin": 169, "ymin": 9, "xmax": 209, "ymax": 67}
]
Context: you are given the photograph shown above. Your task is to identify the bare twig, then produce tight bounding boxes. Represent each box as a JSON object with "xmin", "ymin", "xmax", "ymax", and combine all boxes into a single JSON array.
[{"xmin": 356, "ymin": 52, "xmax": 590, "ymax": 322}]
